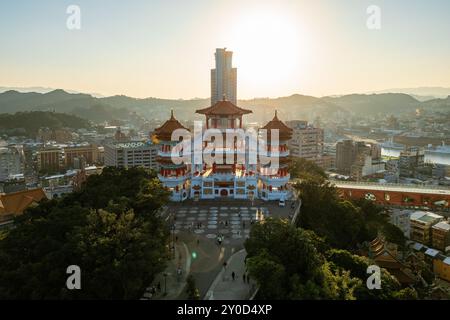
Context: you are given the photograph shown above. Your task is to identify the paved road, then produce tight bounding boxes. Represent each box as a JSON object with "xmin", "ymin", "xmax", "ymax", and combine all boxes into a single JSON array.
[
  {"xmin": 156, "ymin": 200, "xmax": 296, "ymax": 299},
  {"xmin": 205, "ymin": 249, "xmax": 257, "ymax": 300}
]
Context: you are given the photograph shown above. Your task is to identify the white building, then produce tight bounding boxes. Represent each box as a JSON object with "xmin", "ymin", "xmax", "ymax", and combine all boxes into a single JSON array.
[
  {"xmin": 388, "ymin": 209, "xmax": 412, "ymax": 237},
  {"xmin": 0, "ymin": 145, "xmax": 24, "ymax": 181},
  {"xmin": 211, "ymin": 48, "xmax": 237, "ymax": 105},
  {"xmin": 104, "ymin": 141, "xmax": 159, "ymax": 171}
]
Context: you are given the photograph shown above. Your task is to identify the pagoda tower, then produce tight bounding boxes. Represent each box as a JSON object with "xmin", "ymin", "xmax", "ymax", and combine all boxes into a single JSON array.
[
  {"xmin": 259, "ymin": 110, "xmax": 293, "ymax": 201},
  {"xmin": 153, "ymin": 110, "xmax": 190, "ymax": 202},
  {"xmin": 194, "ymin": 97, "xmax": 256, "ymax": 200}
]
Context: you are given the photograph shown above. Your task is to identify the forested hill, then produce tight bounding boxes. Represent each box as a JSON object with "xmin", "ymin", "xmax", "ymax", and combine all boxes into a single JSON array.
[{"xmin": 0, "ymin": 111, "xmax": 91, "ymax": 137}]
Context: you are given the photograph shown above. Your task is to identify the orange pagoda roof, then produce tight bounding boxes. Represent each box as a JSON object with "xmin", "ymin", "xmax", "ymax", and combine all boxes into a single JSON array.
[
  {"xmin": 261, "ymin": 110, "xmax": 293, "ymax": 136},
  {"xmin": 196, "ymin": 98, "xmax": 252, "ymax": 116},
  {"xmin": 154, "ymin": 110, "xmax": 189, "ymax": 140}
]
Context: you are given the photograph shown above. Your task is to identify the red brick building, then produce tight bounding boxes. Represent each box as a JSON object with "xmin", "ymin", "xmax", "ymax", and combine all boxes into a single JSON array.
[{"xmin": 334, "ymin": 181, "xmax": 450, "ymax": 210}]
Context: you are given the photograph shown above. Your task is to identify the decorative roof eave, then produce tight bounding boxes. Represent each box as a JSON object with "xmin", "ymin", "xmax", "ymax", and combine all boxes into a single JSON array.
[
  {"xmin": 196, "ymin": 97, "xmax": 252, "ymax": 116},
  {"xmin": 261, "ymin": 110, "xmax": 293, "ymax": 134},
  {"xmin": 154, "ymin": 110, "xmax": 189, "ymax": 140}
]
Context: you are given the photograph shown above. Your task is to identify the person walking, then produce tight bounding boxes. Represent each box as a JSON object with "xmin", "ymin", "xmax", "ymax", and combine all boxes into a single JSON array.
[
  {"xmin": 231, "ymin": 271, "xmax": 235, "ymax": 281},
  {"xmin": 243, "ymin": 273, "xmax": 246, "ymax": 283}
]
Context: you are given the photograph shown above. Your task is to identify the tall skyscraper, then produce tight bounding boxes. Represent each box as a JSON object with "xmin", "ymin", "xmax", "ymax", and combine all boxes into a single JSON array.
[{"xmin": 211, "ymin": 48, "xmax": 237, "ymax": 105}]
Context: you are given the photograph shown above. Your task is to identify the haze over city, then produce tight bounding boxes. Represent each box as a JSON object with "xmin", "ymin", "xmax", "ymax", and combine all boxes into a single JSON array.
[{"xmin": 1, "ymin": 0, "xmax": 450, "ymax": 99}]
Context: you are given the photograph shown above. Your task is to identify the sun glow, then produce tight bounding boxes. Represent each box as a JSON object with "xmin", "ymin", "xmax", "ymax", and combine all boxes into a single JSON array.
[{"xmin": 224, "ymin": 7, "xmax": 311, "ymax": 98}]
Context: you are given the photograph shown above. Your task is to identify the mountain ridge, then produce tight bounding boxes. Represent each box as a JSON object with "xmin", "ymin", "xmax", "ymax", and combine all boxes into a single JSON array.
[{"xmin": 0, "ymin": 89, "xmax": 448, "ymax": 124}]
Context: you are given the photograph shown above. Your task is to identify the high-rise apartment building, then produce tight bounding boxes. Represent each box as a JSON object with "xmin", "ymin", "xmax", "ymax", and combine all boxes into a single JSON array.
[
  {"xmin": 336, "ymin": 140, "xmax": 384, "ymax": 178},
  {"xmin": 211, "ymin": 48, "xmax": 237, "ymax": 105},
  {"xmin": 0, "ymin": 145, "xmax": 24, "ymax": 181},
  {"xmin": 37, "ymin": 147, "xmax": 62, "ymax": 173},
  {"xmin": 336, "ymin": 140, "xmax": 355, "ymax": 175},
  {"xmin": 63, "ymin": 144, "xmax": 100, "ymax": 169},
  {"xmin": 286, "ymin": 121, "xmax": 324, "ymax": 161},
  {"xmin": 399, "ymin": 147, "xmax": 425, "ymax": 177}
]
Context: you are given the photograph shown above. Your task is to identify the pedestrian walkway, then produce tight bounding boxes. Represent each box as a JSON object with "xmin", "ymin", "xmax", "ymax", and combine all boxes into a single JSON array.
[
  {"xmin": 172, "ymin": 206, "xmax": 269, "ymax": 242},
  {"xmin": 145, "ymin": 241, "xmax": 191, "ymax": 300},
  {"xmin": 205, "ymin": 249, "xmax": 256, "ymax": 300}
]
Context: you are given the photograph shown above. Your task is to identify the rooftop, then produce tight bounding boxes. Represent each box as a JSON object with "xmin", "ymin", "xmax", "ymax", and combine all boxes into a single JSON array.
[
  {"xmin": 0, "ymin": 188, "xmax": 47, "ymax": 217},
  {"xmin": 153, "ymin": 110, "xmax": 189, "ymax": 140},
  {"xmin": 196, "ymin": 98, "xmax": 252, "ymax": 116},
  {"xmin": 261, "ymin": 110, "xmax": 293, "ymax": 135},
  {"xmin": 432, "ymin": 221, "xmax": 450, "ymax": 231},
  {"xmin": 410, "ymin": 211, "xmax": 443, "ymax": 223},
  {"xmin": 108, "ymin": 141, "xmax": 152, "ymax": 149},
  {"xmin": 333, "ymin": 181, "xmax": 450, "ymax": 195},
  {"xmin": 425, "ymin": 248, "xmax": 440, "ymax": 257}
]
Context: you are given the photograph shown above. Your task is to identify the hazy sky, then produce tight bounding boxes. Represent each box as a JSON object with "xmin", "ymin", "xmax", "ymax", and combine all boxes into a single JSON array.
[{"xmin": 1, "ymin": 0, "xmax": 449, "ymax": 99}]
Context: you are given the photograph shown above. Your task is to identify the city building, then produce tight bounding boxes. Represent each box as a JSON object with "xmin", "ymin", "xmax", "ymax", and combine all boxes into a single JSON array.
[
  {"xmin": 211, "ymin": 48, "xmax": 237, "ymax": 105},
  {"xmin": 314, "ymin": 154, "xmax": 335, "ymax": 171},
  {"xmin": 0, "ymin": 145, "xmax": 24, "ymax": 181},
  {"xmin": 37, "ymin": 147, "xmax": 63, "ymax": 173},
  {"xmin": 63, "ymin": 144, "xmax": 100, "ymax": 169},
  {"xmin": 410, "ymin": 211, "xmax": 443, "ymax": 245},
  {"xmin": 336, "ymin": 140, "xmax": 384, "ymax": 179},
  {"xmin": 286, "ymin": 120, "xmax": 334, "ymax": 169},
  {"xmin": 399, "ymin": 147, "xmax": 425, "ymax": 177},
  {"xmin": 433, "ymin": 254, "xmax": 450, "ymax": 282},
  {"xmin": 336, "ymin": 140, "xmax": 354, "ymax": 175},
  {"xmin": 411, "ymin": 242, "xmax": 450, "ymax": 283},
  {"xmin": 388, "ymin": 209, "xmax": 411, "ymax": 237},
  {"xmin": 432, "ymin": 221, "xmax": 450, "ymax": 251},
  {"xmin": 350, "ymin": 153, "xmax": 385, "ymax": 181},
  {"xmin": 154, "ymin": 101, "xmax": 292, "ymax": 202},
  {"xmin": 104, "ymin": 141, "xmax": 159, "ymax": 171}
]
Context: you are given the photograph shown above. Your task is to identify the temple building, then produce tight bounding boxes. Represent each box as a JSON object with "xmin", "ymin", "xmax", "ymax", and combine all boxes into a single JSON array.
[
  {"xmin": 153, "ymin": 99, "xmax": 292, "ymax": 202},
  {"xmin": 259, "ymin": 111, "xmax": 293, "ymax": 201}
]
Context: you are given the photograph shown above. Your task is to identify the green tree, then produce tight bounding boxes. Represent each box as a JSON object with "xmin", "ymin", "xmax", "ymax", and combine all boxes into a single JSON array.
[
  {"xmin": 68, "ymin": 209, "xmax": 168, "ymax": 299},
  {"xmin": 327, "ymin": 249, "xmax": 417, "ymax": 300},
  {"xmin": 0, "ymin": 167, "xmax": 170, "ymax": 299},
  {"xmin": 245, "ymin": 219, "xmax": 359, "ymax": 300},
  {"xmin": 289, "ymin": 157, "xmax": 327, "ymax": 182}
]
